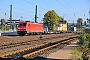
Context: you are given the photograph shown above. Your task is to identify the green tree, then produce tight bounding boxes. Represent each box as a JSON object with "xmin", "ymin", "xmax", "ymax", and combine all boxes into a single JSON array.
[
  {"xmin": 77, "ymin": 18, "xmax": 83, "ymax": 31},
  {"xmin": 43, "ymin": 10, "xmax": 63, "ymax": 30},
  {"xmin": 77, "ymin": 18, "xmax": 83, "ymax": 25},
  {"xmin": 58, "ymin": 16, "xmax": 64, "ymax": 21},
  {"xmin": 1, "ymin": 19, "xmax": 6, "ymax": 22},
  {"xmin": 0, "ymin": 19, "xmax": 6, "ymax": 26}
]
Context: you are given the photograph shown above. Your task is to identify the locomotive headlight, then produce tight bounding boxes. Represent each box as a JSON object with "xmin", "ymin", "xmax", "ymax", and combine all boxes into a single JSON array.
[
  {"xmin": 18, "ymin": 28, "xmax": 20, "ymax": 29},
  {"xmin": 23, "ymin": 28, "xmax": 26, "ymax": 29}
]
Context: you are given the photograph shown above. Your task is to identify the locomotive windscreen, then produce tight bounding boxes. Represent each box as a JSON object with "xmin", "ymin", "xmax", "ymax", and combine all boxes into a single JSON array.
[{"xmin": 19, "ymin": 23, "xmax": 26, "ymax": 26}]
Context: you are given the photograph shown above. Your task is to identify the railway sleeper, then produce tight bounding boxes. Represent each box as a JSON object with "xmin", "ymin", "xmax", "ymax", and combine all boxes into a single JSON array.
[
  {"xmin": 0, "ymin": 43, "xmax": 49, "ymax": 58},
  {"xmin": 51, "ymin": 37, "xmax": 72, "ymax": 44},
  {"xmin": 61, "ymin": 38, "xmax": 76, "ymax": 45},
  {"xmin": 0, "ymin": 35, "xmax": 78, "ymax": 58},
  {"xmin": 61, "ymin": 39, "xmax": 72, "ymax": 43},
  {"xmin": 0, "ymin": 40, "xmax": 41, "ymax": 50},
  {"xmin": 0, "ymin": 44, "xmax": 21, "ymax": 49},
  {"xmin": 0, "ymin": 34, "xmax": 78, "ymax": 50},
  {"xmin": 23, "ymin": 43, "xmax": 60, "ymax": 58}
]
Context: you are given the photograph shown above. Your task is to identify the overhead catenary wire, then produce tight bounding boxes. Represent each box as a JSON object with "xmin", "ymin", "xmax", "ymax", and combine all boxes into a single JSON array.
[
  {"xmin": 23, "ymin": 0, "xmax": 48, "ymax": 11},
  {"xmin": 40, "ymin": 0, "xmax": 65, "ymax": 16},
  {"xmin": 22, "ymin": 0, "xmax": 48, "ymax": 20},
  {"xmin": 64, "ymin": 0, "xmax": 75, "ymax": 13},
  {"xmin": 0, "ymin": 8, "xmax": 33, "ymax": 21},
  {"xmin": 56, "ymin": 0, "xmax": 90, "ymax": 22},
  {"xmin": 57, "ymin": 0, "xmax": 89, "ymax": 17},
  {"xmin": 0, "ymin": 2, "xmax": 35, "ymax": 20},
  {"xmin": 0, "ymin": 2, "xmax": 34, "ymax": 14},
  {"xmin": 22, "ymin": 0, "xmax": 47, "ymax": 14},
  {"xmin": 64, "ymin": 0, "xmax": 76, "ymax": 17},
  {"xmin": 0, "ymin": 7, "xmax": 32, "ymax": 17},
  {"xmin": 56, "ymin": 0, "xmax": 74, "ymax": 14},
  {"xmin": 0, "ymin": 1, "xmax": 84, "ymax": 16},
  {"xmin": 0, "ymin": 6, "xmax": 33, "ymax": 22},
  {"xmin": 0, "ymin": 0, "xmax": 89, "ymax": 22}
]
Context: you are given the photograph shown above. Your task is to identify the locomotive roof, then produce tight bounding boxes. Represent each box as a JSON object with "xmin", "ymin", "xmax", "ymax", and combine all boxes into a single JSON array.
[{"xmin": 19, "ymin": 22, "xmax": 43, "ymax": 24}]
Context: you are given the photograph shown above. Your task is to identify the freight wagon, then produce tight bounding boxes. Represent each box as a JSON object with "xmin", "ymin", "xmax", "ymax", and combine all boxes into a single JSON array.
[
  {"xmin": 85, "ymin": 24, "xmax": 90, "ymax": 33},
  {"xmin": 17, "ymin": 21, "xmax": 44, "ymax": 35}
]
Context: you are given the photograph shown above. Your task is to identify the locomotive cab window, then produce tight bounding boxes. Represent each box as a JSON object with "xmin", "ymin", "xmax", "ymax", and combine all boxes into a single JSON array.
[
  {"xmin": 23, "ymin": 23, "xmax": 26, "ymax": 26},
  {"xmin": 19, "ymin": 23, "xmax": 26, "ymax": 26}
]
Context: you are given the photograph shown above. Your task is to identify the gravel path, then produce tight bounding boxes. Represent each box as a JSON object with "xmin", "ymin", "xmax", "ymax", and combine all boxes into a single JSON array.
[
  {"xmin": 47, "ymin": 39, "xmax": 79, "ymax": 59},
  {"xmin": 0, "ymin": 33, "xmax": 74, "ymax": 45}
]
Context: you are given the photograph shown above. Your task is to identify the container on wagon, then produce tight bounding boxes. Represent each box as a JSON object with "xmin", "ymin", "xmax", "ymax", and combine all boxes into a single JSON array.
[{"xmin": 70, "ymin": 27, "xmax": 76, "ymax": 31}]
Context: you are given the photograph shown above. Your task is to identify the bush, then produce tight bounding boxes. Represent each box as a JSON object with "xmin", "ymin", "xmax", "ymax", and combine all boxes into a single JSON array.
[
  {"xmin": 78, "ymin": 33, "xmax": 90, "ymax": 60},
  {"xmin": 0, "ymin": 26, "xmax": 10, "ymax": 31},
  {"xmin": 71, "ymin": 33, "xmax": 90, "ymax": 60},
  {"xmin": 78, "ymin": 33, "xmax": 90, "ymax": 48}
]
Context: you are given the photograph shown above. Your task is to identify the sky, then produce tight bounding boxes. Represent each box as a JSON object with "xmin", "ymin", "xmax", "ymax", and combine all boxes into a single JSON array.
[{"xmin": 0, "ymin": 0, "xmax": 90, "ymax": 23}]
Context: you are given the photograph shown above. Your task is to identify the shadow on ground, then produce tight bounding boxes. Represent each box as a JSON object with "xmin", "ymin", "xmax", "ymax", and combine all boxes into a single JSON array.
[{"xmin": 0, "ymin": 56, "xmax": 71, "ymax": 60}]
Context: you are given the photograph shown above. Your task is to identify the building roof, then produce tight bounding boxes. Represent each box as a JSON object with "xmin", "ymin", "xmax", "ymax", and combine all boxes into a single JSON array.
[{"xmin": 58, "ymin": 20, "xmax": 67, "ymax": 24}]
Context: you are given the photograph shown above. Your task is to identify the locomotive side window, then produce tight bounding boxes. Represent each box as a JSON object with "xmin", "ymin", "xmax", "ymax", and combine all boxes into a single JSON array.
[{"xmin": 28, "ymin": 24, "xmax": 30, "ymax": 26}]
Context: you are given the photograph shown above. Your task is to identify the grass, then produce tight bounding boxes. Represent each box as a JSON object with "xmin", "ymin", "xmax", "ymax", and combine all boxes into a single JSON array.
[{"xmin": 70, "ymin": 48, "xmax": 83, "ymax": 60}]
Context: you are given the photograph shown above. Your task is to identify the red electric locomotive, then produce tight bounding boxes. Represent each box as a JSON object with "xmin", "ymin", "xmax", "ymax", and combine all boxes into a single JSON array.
[{"xmin": 17, "ymin": 21, "xmax": 44, "ymax": 35}]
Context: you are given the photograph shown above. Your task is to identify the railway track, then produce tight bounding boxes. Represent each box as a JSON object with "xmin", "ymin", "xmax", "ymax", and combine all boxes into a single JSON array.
[
  {"xmin": 0, "ymin": 33, "xmax": 79, "ymax": 59},
  {"xmin": 0, "ymin": 33, "xmax": 75, "ymax": 50}
]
